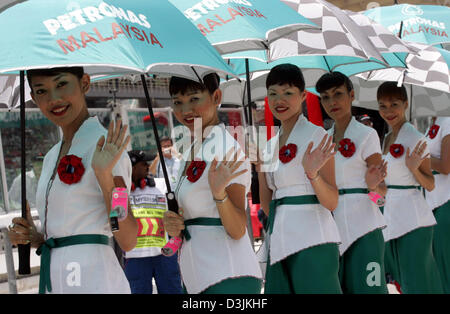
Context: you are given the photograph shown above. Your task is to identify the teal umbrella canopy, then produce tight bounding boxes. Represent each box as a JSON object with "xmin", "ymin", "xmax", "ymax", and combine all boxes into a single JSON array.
[
  {"xmin": 169, "ymin": 0, "xmax": 319, "ymax": 55},
  {"xmin": 364, "ymin": 4, "xmax": 450, "ymax": 46},
  {"xmin": 0, "ymin": 0, "xmax": 237, "ymax": 80}
]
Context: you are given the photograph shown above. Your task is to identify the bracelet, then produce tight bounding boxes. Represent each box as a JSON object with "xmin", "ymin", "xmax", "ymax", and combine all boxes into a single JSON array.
[
  {"xmin": 213, "ymin": 194, "xmax": 228, "ymax": 204},
  {"xmin": 306, "ymin": 172, "xmax": 319, "ymax": 181}
]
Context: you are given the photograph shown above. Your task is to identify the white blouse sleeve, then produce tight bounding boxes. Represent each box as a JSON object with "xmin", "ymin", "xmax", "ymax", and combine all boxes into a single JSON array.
[{"xmin": 360, "ymin": 129, "xmax": 382, "ymax": 161}]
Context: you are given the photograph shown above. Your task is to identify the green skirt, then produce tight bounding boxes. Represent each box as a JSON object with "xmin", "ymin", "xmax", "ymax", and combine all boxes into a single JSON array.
[
  {"xmin": 264, "ymin": 243, "xmax": 342, "ymax": 294},
  {"xmin": 385, "ymin": 226, "xmax": 443, "ymax": 294},
  {"xmin": 432, "ymin": 200, "xmax": 450, "ymax": 293},
  {"xmin": 339, "ymin": 229, "xmax": 388, "ymax": 294},
  {"xmin": 183, "ymin": 277, "xmax": 262, "ymax": 294}
]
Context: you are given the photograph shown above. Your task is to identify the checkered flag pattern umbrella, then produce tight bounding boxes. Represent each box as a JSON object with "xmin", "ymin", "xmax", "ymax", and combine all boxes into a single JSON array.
[
  {"xmin": 359, "ymin": 42, "xmax": 450, "ymax": 94},
  {"xmin": 351, "ymin": 76, "xmax": 450, "ymax": 118},
  {"xmin": 345, "ymin": 10, "xmax": 420, "ymax": 55},
  {"xmin": 273, "ymin": 0, "xmax": 390, "ymax": 62},
  {"xmin": 352, "ymin": 42, "xmax": 450, "ymax": 118}
]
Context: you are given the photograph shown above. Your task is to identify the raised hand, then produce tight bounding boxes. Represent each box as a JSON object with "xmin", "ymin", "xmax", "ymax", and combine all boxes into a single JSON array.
[
  {"xmin": 92, "ymin": 119, "xmax": 131, "ymax": 176},
  {"xmin": 405, "ymin": 140, "xmax": 429, "ymax": 172},
  {"xmin": 366, "ymin": 159, "xmax": 388, "ymax": 190},
  {"xmin": 208, "ymin": 146, "xmax": 248, "ymax": 199},
  {"xmin": 302, "ymin": 134, "xmax": 336, "ymax": 178}
]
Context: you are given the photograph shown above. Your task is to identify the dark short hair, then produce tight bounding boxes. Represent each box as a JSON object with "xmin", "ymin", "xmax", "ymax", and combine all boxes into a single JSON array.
[
  {"xmin": 376, "ymin": 81, "xmax": 408, "ymax": 102},
  {"xmin": 266, "ymin": 63, "xmax": 305, "ymax": 91},
  {"xmin": 26, "ymin": 67, "xmax": 84, "ymax": 90},
  {"xmin": 169, "ymin": 72, "xmax": 220, "ymax": 96},
  {"xmin": 315, "ymin": 71, "xmax": 353, "ymax": 94},
  {"xmin": 160, "ymin": 136, "xmax": 173, "ymax": 145}
]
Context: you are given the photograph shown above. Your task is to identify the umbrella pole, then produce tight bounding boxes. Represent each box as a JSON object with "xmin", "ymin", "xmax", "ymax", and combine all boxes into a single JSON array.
[
  {"xmin": 139, "ymin": 75, "xmax": 178, "ymax": 213},
  {"xmin": 18, "ymin": 70, "xmax": 30, "ymax": 275},
  {"xmin": 245, "ymin": 59, "xmax": 253, "ymax": 126}
]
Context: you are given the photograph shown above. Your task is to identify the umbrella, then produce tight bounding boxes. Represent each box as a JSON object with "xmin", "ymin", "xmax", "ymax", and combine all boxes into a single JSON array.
[
  {"xmin": 354, "ymin": 42, "xmax": 450, "ymax": 118},
  {"xmin": 169, "ymin": 0, "xmax": 319, "ymax": 56},
  {"xmin": 0, "ymin": 0, "xmax": 238, "ymax": 272},
  {"xmin": 0, "ymin": 75, "xmax": 31, "ymax": 108},
  {"xmin": 364, "ymin": 4, "xmax": 450, "ymax": 47},
  {"xmin": 170, "ymin": 0, "xmax": 319, "ymax": 126}
]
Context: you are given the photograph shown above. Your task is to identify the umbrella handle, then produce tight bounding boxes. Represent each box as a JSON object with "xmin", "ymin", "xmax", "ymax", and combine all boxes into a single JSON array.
[
  {"xmin": 161, "ymin": 192, "xmax": 182, "ymax": 256},
  {"xmin": 18, "ymin": 71, "xmax": 30, "ymax": 275},
  {"xmin": 18, "ymin": 244, "xmax": 31, "ymax": 274}
]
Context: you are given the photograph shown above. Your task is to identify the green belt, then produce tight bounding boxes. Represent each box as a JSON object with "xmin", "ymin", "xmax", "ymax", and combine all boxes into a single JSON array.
[
  {"xmin": 338, "ymin": 188, "xmax": 369, "ymax": 195},
  {"xmin": 36, "ymin": 234, "xmax": 109, "ymax": 294},
  {"xmin": 183, "ymin": 217, "xmax": 223, "ymax": 241},
  {"xmin": 387, "ymin": 185, "xmax": 421, "ymax": 190},
  {"xmin": 268, "ymin": 195, "xmax": 319, "ymax": 235}
]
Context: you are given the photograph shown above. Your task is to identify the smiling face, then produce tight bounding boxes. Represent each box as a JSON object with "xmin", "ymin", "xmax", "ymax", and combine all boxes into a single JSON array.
[
  {"xmin": 319, "ymin": 84, "xmax": 354, "ymax": 122},
  {"xmin": 30, "ymin": 72, "xmax": 90, "ymax": 129},
  {"xmin": 378, "ymin": 96, "xmax": 408, "ymax": 128},
  {"xmin": 267, "ymin": 83, "xmax": 306, "ymax": 124},
  {"xmin": 171, "ymin": 88, "xmax": 221, "ymax": 134}
]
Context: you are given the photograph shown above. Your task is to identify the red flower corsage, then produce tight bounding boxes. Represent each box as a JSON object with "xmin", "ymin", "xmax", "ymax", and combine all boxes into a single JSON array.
[
  {"xmin": 57, "ymin": 155, "xmax": 85, "ymax": 185},
  {"xmin": 279, "ymin": 143, "xmax": 297, "ymax": 164},
  {"xmin": 389, "ymin": 144, "xmax": 404, "ymax": 158},
  {"xmin": 428, "ymin": 124, "xmax": 440, "ymax": 139},
  {"xmin": 186, "ymin": 160, "xmax": 206, "ymax": 183},
  {"xmin": 338, "ymin": 138, "xmax": 356, "ymax": 158}
]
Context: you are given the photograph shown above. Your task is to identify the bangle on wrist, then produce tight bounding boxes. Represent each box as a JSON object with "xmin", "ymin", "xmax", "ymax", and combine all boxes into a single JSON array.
[
  {"xmin": 213, "ymin": 194, "xmax": 228, "ymax": 204},
  {"xmin": 306, "ymin": 172, "xmax": 319, "ymax": 181}
]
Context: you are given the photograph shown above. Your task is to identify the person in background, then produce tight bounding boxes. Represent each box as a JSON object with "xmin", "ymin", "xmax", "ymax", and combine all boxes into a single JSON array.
[
  {"xmin": 149, "ymin": 136, "xmax": 181, "ymax": 190},
  {"xmin": 357, "ymin": 114, "xmax": 374, "ymax": 128},
  {"xmin": 8, "ymin": 155, "xmax": 43, "ymax": 211},
  {"xmin": 377, "ymin": 81, "xmax": 443, "ymax": 294},
  {"xmin": 316, "ymin": 72, "xmax": 388, "ymax": 294},
  {"xmin": 255, "ymin": 64, "xmax": 342, "ymax": 294},
  {"xmin": 123, "ymin": 150, "xmax": 182, "ymax": 294},
  {"xmin": 424, "ymin": 116, "xmax": 450, "ymax": 293}
]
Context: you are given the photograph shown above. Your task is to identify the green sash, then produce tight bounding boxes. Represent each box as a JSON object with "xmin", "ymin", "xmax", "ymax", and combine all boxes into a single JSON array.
[
  {"xmin": 183, "ymin": 217, "xmax": 223, "ymax": 241},
  {"xmin": 36, "ymin": 234, "xmax": 109, "ymax": 294},
  {"xmin": 387, "ymin": 185, "xmax": 421, "ymax": 190},
  {"xmin": 338, "ymin": 188, "xmax": 369, "ymax": 195},
  {"xmin": 268, "ymin": 195, "xmax": 319, "ymax": 235}
]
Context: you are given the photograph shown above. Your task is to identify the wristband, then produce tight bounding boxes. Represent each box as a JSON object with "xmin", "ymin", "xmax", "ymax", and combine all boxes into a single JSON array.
[
  {"xmin": 213, "ymin": 194, "xmax": 228, "ymax": 203},
  {"xmin": 111, "ymin": 187, "xmax": 128, "ymax": 222},
  {"xmin": 306, "ymin": 172, "xmax": 319, "ymax": 181},
  {"xmin": 368, "ymin": 191, "xmax": 385, "ymax": 207}
]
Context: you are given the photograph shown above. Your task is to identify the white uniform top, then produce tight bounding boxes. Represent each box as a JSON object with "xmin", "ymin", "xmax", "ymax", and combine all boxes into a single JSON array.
[
  {"xmin": 328, "ymin": 117, "xmax": 386, "ymax": 255},
  {"xmin": 125, "ymin": 178, "xmax": 168, "ymax": 258},
  {"xmin": 425, "ymin": 117, "xmax": 450, "ymax": 210},
  {"xmin": 382, "ymin": 122, "xmax": 436, "ymax": 242},
  {"xmin": 264, "ymin": 114, "xmax": 341, "ymax": 265},
  {"xmin": 175, "ymin": 123, "xmax": 262, "ymax": 294},
  {"xmin": 35, "ymin": 117, "xmax": 132, "ymax": 294}
]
